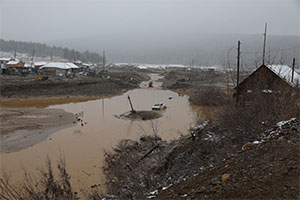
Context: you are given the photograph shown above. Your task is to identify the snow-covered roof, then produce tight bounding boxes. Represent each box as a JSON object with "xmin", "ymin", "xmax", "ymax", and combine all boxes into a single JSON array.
[
  {"xmin": 7, "ymin": 60, "xmax": 21, "ymax": 65},
  {"xmin": 34, "ymin": 61, "xmax": 47, "ymax": 66},
  {"xmin": 0, "ymin": 57, "xmax": 12, "ymax": 61},
  {"xmin": 82, "ymin": 63, "xmax": 92, "ymax": 67},
  {"xmin": 40, "ymin": 62, "xmax": 79, "ymax": 70},
  {"xmin": 266, "ymin": 65, "xmax": 300, "ymax": 87},
  {"xmin": 24, "ymin": 63, "xmax": 32, "ymax": 67}
]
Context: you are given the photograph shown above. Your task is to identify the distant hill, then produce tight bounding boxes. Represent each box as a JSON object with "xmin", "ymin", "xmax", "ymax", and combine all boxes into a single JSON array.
[
  {"xmin": 0, "ymin": 39, "xmax": 102, "ymax": 63},
  {"xmin": 49, "ymin": 33, "xmax": 299, "ymax": 67}
]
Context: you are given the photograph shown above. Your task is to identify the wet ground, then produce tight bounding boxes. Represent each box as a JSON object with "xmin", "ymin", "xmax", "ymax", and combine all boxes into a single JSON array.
[{"xmin": 0, "ymin": 74, "xmax": 204, "ymax": 192}]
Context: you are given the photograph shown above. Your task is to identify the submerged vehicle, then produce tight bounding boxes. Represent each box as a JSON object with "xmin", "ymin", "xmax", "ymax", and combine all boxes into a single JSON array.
[{"xmin": 152, "ymin": 103, "xmax": 167, "ymax": 110}]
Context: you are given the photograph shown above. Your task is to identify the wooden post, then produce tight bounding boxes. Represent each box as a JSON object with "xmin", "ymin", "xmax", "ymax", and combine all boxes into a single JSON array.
[
  {"xmin": 262, "ymin": 23, "xmax": 267, "ymax": 65},
  {"xmin": 14, "ymin": 48, "xmax": 16, "ymax": 59},
  {"xmin": 236, "ymin": 41, "xmax": 241, "ymax": 105},
  {"xmin": 127, "ymin": 95, "xmax": 136, "ymax": 113},
  {"xmin": 292, "ymin": 58, "xmax": 295, "ymax": 83}
]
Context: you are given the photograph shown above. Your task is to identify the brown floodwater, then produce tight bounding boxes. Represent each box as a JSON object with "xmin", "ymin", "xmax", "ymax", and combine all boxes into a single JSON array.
[{"xmin": 0, "ymin": 74, "xmax": 206, "ymax": 193}]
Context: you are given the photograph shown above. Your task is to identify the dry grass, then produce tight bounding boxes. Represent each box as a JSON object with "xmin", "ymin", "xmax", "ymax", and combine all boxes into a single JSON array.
[{"xmin": 0, "ymin": 155, "xmax": 76, "ymax": 200}]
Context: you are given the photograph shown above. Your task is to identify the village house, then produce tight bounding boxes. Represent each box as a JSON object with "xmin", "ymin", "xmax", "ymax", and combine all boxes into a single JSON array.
[
  {"xmin": 0, "ymin": 57, "xmax": 13, "ymax": 64},
  {"xmin": 40, "ymin": 62, "xmax": 79, "ymax": 76},
  {"xmin": 237, "ymin": 64, "xmax": 300, "ymax": 102},
  {"xmin": 34, "ymin": 61, "xmax": 47, "ymax": 69},
  {"xmin": 6, "ymin": 60, "xmax": 25, "ymax": 68},
  {"xmin": 0, "ymin": 58, "xmax": 13, "ymax": 74},
  {"xmin": 5, "ymin": 60, "xmax": 30, "ymax": 75}
]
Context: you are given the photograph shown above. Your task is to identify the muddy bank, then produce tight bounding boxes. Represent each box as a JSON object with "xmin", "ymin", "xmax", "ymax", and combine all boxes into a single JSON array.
[
  {"xmin": 0, "ymin": 70, "xmax": 149, "ymax": 101},
  {"xmin": 155, "ymin": 119, "xmax": 300, "ymax": 200},
  {"xmin": 0, "ymin": 107, "xmax": 76, "ymax": 153},
  {"xmin": 160, "ymin": 68, "xmax": 227, "ymax": 93},
  {"xmin": 160, "ymin": 68, "xmax": 251, "ymax": 97},
  {"xmin": 99, "ymin": 117, "xmax": 300, "ymax": 200}
]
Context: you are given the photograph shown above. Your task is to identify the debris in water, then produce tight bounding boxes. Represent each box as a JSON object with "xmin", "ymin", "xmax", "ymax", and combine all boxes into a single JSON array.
[{"xmin": 117, "ymin": 110, "xmax": 162, "ymax": 121}]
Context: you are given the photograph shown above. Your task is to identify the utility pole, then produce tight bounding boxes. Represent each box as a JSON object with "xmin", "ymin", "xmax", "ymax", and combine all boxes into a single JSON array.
[
  {"xmin": 292, "ymin": 58, "xmax": 295, "ymax": 83},
  {"xmin": 13, "ymin": 48, "xmax": 16, "ymax": 59},
  {"xmin": 102, "ymin": 50, "xmax": 105, "ymax": 72},
  {"xmin": 236, "ymin": 40, "xmax": 241, "ymax": 105},
  {"xmin": 50, "ymin": 51, "xmax": 53, "ymax": 61},
  {"xmin": 262, "ymin": 23, "xmax": 267, "ymax": 65},
  {"xmin": 31, "ymin": 49, "xmax": 35, "ymax": 68}
]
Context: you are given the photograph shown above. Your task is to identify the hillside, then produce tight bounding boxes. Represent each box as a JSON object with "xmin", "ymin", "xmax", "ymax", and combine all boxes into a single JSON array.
[
  {"xmin": 154, "ymin": 119, "xmax": 300, "ymax": 199},
  {"xmin": 0, "ymin": 39, "xmax": 102, "ymax": 63}
]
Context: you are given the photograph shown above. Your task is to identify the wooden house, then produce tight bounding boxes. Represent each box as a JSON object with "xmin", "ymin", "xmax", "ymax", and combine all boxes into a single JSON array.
[
  {"xmin": 6, "ymin": 60, "xmax": 25, "ymax": 68},
  {"xmin": 6, "ymin": 60, "xmax": 29, "ymax": 75},
  {"xmin": 40, "ymin": 62, "xmax": 79, "ymax": 76},
  {"xmin": 236, "ymin": 64, "xmax": 300, "ymax": 101},
  {"xmin": 34, "ymin": 61, "xmax": 47, "ymax": 69},
  {"xmin": 0, "ymin": 57, "xmax": 12, "ymax": 64}
]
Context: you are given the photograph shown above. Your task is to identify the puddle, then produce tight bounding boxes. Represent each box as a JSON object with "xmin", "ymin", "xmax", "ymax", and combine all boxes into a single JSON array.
[{"xmin": 0, "ymin": 74, "xmax": 206, "ymax": 193}]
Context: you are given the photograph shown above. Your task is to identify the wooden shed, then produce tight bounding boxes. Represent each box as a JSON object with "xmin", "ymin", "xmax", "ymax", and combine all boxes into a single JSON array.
[
  {"xmin": 236, "ymin": 64, "xmax": 300, "ymax": 101},
  {"xmin": 6, "ymin": 60, "xmax": 25, "ymax": 68}
]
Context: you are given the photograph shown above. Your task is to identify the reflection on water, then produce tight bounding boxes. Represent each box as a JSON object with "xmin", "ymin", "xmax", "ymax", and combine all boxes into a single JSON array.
[{"xmin": 1, "ymin": 81, "xmax": 204, "ymax": 192}]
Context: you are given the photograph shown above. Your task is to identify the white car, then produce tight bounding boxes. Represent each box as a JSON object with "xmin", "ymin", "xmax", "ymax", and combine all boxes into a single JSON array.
[{"xmin": 152, "ymin": 103, "xmax": 167, "ymax": 110}]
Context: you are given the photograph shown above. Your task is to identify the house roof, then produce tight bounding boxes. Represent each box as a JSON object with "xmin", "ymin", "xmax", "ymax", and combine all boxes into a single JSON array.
[
  {"xmin": 34, "ymin": 61, "xmax": 47, "ymax": 66},
  {"xmin": 7, "ymin": 60, "xmax": 22, "ymax": 65},
  {"xmin": 40, "ymin": 62, "xmax": 79, "ymax": 70},
  {"xmin": 24, "ymin": 63, "xmax": 32, "ymax": 67},
  {"xmin": 0, "ymin": 57, "xmax": 12, "ymax": 61},
  {"xmin": 266, "ymin": 65, "xmax": 300, "ymax": 87}
]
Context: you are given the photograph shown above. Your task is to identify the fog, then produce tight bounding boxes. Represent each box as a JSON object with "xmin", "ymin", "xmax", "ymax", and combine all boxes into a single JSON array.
[{"xmin": 0, "ymin": 0, "xmax": 299, "ymax": 64}]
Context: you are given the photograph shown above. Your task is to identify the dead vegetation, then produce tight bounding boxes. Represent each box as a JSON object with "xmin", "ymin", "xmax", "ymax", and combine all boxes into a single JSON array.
[
  {"xmin": 189, "ymin": 86, "xmax": 230, "ymax": 106},
  {"xmin": 0, "ymin": 155, "xmax": 76, "ymax": 200}
]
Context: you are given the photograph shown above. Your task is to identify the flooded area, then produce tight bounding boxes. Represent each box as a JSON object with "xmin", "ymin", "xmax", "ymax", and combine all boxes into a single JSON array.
[{"xmin": 0, "ymin": 74, "xmax": 202, "ymax": 192}]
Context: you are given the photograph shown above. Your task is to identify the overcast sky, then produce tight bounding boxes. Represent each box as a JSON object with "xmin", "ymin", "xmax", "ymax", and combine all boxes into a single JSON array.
[
  {"xmin": 0, "ymin": 0, "xmax": 299, "ymax": 64},
  {"xmin": 0, "ymin": 0, "xmax": 299, "ymax": 43}
]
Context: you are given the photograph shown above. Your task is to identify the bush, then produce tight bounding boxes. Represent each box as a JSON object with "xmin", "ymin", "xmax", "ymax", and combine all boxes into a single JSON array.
[{"xmin": 189, "ymin": 86, "xmax": 230, "ymax": 106}]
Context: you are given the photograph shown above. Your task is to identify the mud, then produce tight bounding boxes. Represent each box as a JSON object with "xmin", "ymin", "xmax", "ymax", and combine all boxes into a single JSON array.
[
  {"xmin": 118, "ymin": 110, "xmax": 162, "ymax": 120},
  {"xmin": 0, "ymin": 107, "xmax": 76, "ymax": 153},
  {"xmin": 0, "ymin": 69, "xmax": 149, "ymax": 101}
]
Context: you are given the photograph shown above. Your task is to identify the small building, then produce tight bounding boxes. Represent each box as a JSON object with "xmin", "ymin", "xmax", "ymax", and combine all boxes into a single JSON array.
[
  {"xmin": 6, "ymin": 60, "xmax": 25, "ymax": 68},
  {"xmin": 237, "ymin": 64, "xmax": 300, "ymax": 101},
  {"xmin": 6, "ymin": 60, "xmax": 29, "ymax": 75},
  {"xmin": 34, "ymin": 61, "xmax": 47, "ymax": 69},
  {"xmin": 0, "ymin": 58, "xmax": 13, "ymax": 74},
  {"xmin": 40, "ymin": 62, "xmax": 79, "ymax": 76},
  {"xmin": 0, "ymin": 57, "xmax": 13, "ymax": 64}
]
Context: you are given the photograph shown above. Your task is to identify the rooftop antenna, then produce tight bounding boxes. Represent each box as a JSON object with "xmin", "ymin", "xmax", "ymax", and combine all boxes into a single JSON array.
[{"xmin": 262, "ymin": 23, "xmax": 267, "ymax": 65}]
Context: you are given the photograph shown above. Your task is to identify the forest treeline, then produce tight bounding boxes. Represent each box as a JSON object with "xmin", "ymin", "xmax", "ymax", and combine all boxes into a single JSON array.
[{"xmin": 0, "ymin": 39, "xmax": 102, "ymax": 63}]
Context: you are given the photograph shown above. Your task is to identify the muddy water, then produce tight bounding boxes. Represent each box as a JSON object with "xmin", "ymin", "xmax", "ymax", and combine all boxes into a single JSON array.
[{"xmin": 1, "ymin": 74, "xmax": 200, "ymax": 192}]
